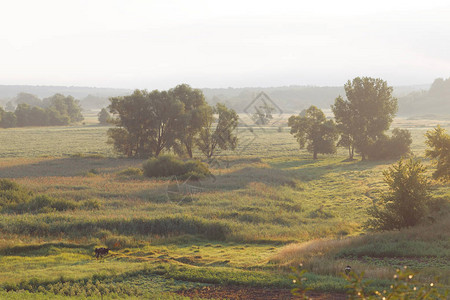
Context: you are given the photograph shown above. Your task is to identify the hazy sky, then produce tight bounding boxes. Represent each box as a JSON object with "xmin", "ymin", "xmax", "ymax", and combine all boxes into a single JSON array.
[{"xmin": 1, "ymin": 0, "xmax": 449, "ymax": 89}]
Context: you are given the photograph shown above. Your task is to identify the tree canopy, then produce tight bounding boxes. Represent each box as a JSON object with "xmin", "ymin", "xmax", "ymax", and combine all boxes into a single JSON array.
[
  {"xmin": 98, "ymin": 108, "xmax": 111, "ymax": 125},
  {"xmin": 108, "ymin": 89, "xmax": 183, "ymax": 158},
  {"xmin": 107, "ymin": 85, "xmax": 238, "ymax": 159},
  {"xmin": 169, "ymin": 84, "xmax": 210, "ymax": 158},
  {"xmin": 332, "ymin": 77, "xmax": 398, "ymax": 160},
  {"xmin": 288, "ymin": 105, "xmax": 338, "ymax": 159},
  {"xmin": 196, "ymin": 103, "xmax": 239, "ymax": 159},
  {"xmin": 425, "ymin": 125, "xmax": 450, "ymax": 181}
]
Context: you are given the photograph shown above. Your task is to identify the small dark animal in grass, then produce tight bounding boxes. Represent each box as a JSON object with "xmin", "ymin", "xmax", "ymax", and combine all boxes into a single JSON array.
[
  {"xmin": 345, "ymin": 265, "xmax": 352, "ymax": 275},
  {"xmin": 94, "ymin": 247, "xmax": 110, "ymax": 259}
]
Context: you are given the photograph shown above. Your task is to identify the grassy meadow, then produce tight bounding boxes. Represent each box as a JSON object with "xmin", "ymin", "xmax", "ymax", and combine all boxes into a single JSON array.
[{"xmin": 0, "ymin": 116, "xmax": 449, "ymax": 298}]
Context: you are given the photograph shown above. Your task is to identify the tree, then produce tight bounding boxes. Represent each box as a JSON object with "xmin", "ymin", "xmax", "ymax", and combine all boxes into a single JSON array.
[
  {"xmin": 108, "ymin": 90, "xmax": 153, "ymax": 157},
  {"xmin": 15, "ymin": 103, "xmax": 32, "ymax": 127},
  {"xmin": 196, "ymin": 103, "xmax": 239, "ymax": 159},
  {"xmin": 29, "ymin": 106, "xmax": 47, "ymax": 126},
  {"xmin": 108, "ymin": 89, "xmax": 184, "ymax": 158},
  {"xmin": 288, "ymin": 106, "xmax": 338, "ymax": 159},
  {"xmin": 147, "ymin": 89, "xmax": 184, "ymax": 157},
  {"xmin": 332, "ymin": 96, "xmax": 356, "ymax": 159},
  {"xmin": 169, "ymin": 84, "xmax": 210, "ymax": 158},
  {"xmin": 332, "ymin": 77, "xmax": 398, "ymax": 160},
  {"xmin": 0, "ymin": 107, "xmax": 16, "ymax": 128},
  {"xmin": 15, "ymin": 92, "xmax": 42, "ymax": 107},
  {"xmin": 98, "ymin": 108, "xmax": 111, "ymax": 125},
  {"xmin": 425, "ymin": 125, "xmax": 450, "ymax": 181},
  {"xmin": 43, "ymin": 94, "xmax": 84, "ymax": 124},
  {"xmin": 251, "ymin": 100, "xmax": 275, "ymax": 125},
  {"xmin": 366, "ymin": 158, "xmax": 430, "ymax": 230}
]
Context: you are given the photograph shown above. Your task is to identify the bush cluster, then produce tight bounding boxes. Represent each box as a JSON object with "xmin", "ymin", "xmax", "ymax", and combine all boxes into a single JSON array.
[
  {"xmin": 367, "ymin": 128, "xmax": 412, "ymax": 160},
  {"xmin": 143, "ymin": 154, "xmax": 211, "ymax": 180}
]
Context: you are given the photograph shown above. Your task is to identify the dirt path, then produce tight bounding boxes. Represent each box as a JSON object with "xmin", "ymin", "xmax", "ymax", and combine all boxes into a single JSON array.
[{"xmin": 177, "ymin": 286, "xmax": 347, "ymax": 299}]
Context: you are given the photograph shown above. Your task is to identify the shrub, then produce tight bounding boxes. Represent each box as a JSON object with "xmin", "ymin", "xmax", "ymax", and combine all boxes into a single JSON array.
[
  {"xmin": 425, "ymin": 125, "xmax": 450, "ymax": 181},
  {"xmin": 143, "ymin": 154, "xmax": 211, "ymax": 180},
  {"xmin": 367, "ymin": 128, "xmax": 412, "ymax": 160},
  {"xmin": 366, "ymin": 158, "xmax": 430, "ymax": 230},
  {"xmin": 81, "ymin": 198, "xmax": 102, "ymax": 210},
  {"xmin": 0, "ymin": 179, "xmax": 32, "ymax": 208},
  {"xmin": 116, "ymin": 167, "xmax": 143, "ymax": 177},
  {"xmin": 5, "ymin": 195, "xmax": 79, "ymax": 213},
  {"xmin": 0, "ymin": 179, "xmax": 82, "ymax": 214}
]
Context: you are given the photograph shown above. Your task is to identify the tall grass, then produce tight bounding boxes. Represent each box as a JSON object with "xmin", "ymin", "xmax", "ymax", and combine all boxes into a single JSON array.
[{"xmin": 0, "ymin": 215, "xmax": 231, "ymax": 240}]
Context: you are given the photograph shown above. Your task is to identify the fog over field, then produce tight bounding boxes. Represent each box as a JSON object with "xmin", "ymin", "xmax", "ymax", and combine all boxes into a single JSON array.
[
  {"xmin": 1, "ymin": 1, "xmax": 449, "ymax": 89},
  {"xmin": 0, "ymin": 1, "xmax": 449, "ymax": 299}
]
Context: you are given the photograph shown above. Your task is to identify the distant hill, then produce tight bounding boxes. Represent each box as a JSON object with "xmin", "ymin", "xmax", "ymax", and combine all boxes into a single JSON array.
[
  {"xmin": 0, "ymin": 82, "xmax": 440, "ymax": 114},
  {"xmin": 398, "ymin": 78, "xmax": 450, "ymax": 117},
  {"xmin": 203, "ymin": 84, "xmax": 428, "ymax": 113}
]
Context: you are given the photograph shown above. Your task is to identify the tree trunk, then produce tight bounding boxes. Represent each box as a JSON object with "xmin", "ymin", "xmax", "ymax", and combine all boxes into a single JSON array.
[
  {"xmin": 186, "ymin": 145, "xmax": 193, "ymax": 158},
  {"xmin": 361, "ymin": 153, "xmax": 366, "ymax": 161},
  {"xmin": 313, "ymin": 151, "xmax": 318, "ymax": 159},
  {"xmin": 348, "ymin": 145, "xmax": 354, "ymax": 159},
  {"xmin": 155, "ymin": 147, "xmax": 161, "ymax": 157}
]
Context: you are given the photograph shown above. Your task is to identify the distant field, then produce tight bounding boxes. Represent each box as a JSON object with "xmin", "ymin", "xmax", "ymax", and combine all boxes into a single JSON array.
[
  {"xmin": 0, "ymin": 118, "xmax": 449, "ymax": 298},
  {"xmin": 0, "ymin": 125, "xmax": 114, "ymax": 158}
]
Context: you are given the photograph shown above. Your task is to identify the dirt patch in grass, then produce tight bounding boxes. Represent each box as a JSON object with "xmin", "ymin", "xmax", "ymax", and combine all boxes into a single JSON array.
[{"xmin": 177, "ymin": 285, "xmax": 347, "ymax": 299}]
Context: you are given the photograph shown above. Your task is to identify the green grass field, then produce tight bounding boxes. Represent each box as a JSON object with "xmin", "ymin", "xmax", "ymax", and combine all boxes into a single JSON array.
[{"xmin": 0, "ymin": 117, "xmax": 449, "ymax": 299}]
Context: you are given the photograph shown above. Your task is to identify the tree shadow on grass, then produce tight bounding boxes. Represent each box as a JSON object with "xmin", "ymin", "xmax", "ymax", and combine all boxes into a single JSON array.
[
  {"xmin": 205, "ymin": 157, "xmax": 395, "ymax": 191},
  {"xmin": 0, "ymin": 157, "xmax": 145, "ymax": 178}
]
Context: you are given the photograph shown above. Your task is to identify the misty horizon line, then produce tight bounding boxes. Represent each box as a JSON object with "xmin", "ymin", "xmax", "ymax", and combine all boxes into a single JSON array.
[{"xmin": 0, "ymin": 81, "xmax": 434, "ymax": 92}]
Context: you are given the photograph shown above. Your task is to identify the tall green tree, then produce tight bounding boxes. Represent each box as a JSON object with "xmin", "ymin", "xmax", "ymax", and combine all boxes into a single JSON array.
[
  {"xmin": 108, "ymin": 89, "xmax": 184, "ymax": 158},
  {"xmin": 288, "ymin": 105, "xmax": 338, "ymax": 159},
  {"xmin": 15, "ymin": 92, "xmax": 42, "ymax": 107},
  {"xmin": 97, "ymin": 108, "xmax": 111, "ymax": 125},
  {"xmin": 251, "ymin": 100, "xmax": 275, "ymax": 125},
  {"xmin": 366, "ymin": 158, "xmax": 430, "ymax": 230},
  {"xmin": 332, "ymin": 77, "xmax": 398, "ymax": 160},
  {"xmin": 332, "ymin": 96, "xmax": 356, "ymax": 159},
  {"xmin": 15, "ymin": 103, "xmax": 32, "ymax": 127},
  {"xmin": 0, "ymin": 107, "xmax": 16, "ymax": 128},
  {"xmin": 147, "ymin": 90, "xmax": 184, "ymax": 157},
  {"xmin": 108, "ymin": 90, "xmax": 153, "ymax": 158},
  {"xmin": 169, "ymin": 84, "xmax": 209, "ymax": 158},
  {"xmin": 196, "ymin": 103, "xmax": 238, "ymax": 159},
  {"xmin": 43, "ymin": 94, "xmax": 84, "ymax": 125},
  {"xmin": 425, "ymin": 125, "xmax": 450, "ymax": 181}
]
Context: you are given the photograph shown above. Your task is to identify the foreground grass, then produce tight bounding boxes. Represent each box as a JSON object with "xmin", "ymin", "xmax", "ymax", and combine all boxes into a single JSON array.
[{"xmin": 0, "ymin": 121, "xmax": 449, "ymax": 297}]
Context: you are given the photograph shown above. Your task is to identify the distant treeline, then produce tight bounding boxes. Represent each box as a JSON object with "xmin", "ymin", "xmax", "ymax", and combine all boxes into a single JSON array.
[
  {"xmin": 203, "ymin": 84, "xmax": 428, "ymax": 113},
  {"xmin": 1, "ymin": 78, "xmax": 448, "ymax": 116},
  {"xmin": 398, "ymin": 77, "xmax": 450, "ymax": 116},
  {"xmin": 0, "ymin": 93, "xmax": 83, "ymax": 128},
  {"xmin": 0, "ymin": 83, "xmax": 430, "ymax": 114}
]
